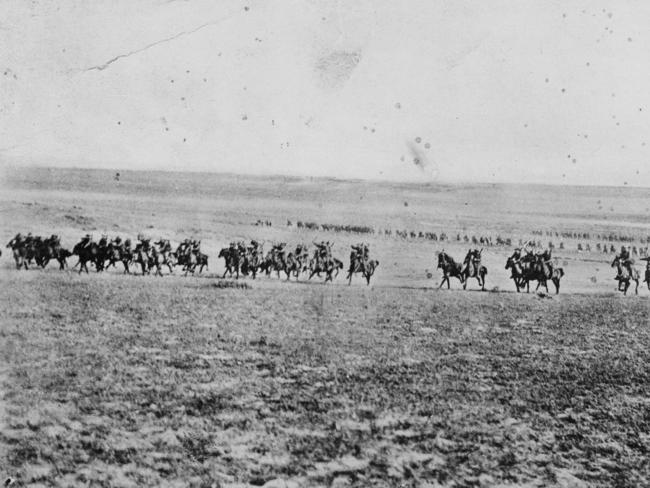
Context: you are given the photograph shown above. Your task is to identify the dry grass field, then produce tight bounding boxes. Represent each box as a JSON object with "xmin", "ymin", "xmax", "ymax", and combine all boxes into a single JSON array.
[{"xmin": 1, "ymin": 167, "xmax": 649, "ymax": 487}]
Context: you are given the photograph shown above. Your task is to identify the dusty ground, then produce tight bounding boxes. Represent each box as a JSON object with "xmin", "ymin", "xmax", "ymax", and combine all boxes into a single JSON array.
[{"xmin": 0, "ymin": 168, "xmax": 649, "ymax": 487}]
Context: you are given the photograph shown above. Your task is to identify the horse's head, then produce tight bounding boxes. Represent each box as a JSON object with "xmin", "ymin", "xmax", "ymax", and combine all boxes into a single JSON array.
[
  {"xmin": 611, "ymin": 256, "xmax": 619, "ymax": 268},
  {"xmin": 505, "ymin": 256, "xmax": 513, "ymax": 269},
  {"xmin": 437, "ymin": 251, "xmax": 446, "ymax": 268}
]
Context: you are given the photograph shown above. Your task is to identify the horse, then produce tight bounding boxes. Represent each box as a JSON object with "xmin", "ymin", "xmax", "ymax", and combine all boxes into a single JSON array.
[
  {"xmin": 105, "ymin": 244, "xmax": 133, "ymax": 274},
  {"xmin": 131, "ymin": 247, "xmax": 150, "ymax": 275},
  {"xmin": 436, "ymin": 251, "xmax": 464, "ymax": 289},
  {"xmin": 331, "ymin": 258, "xmax": 344, "ymax": 279},
  {"xmin": 39, "ymin": 243, "xmax": 71, "ymax": 270},
  {"xmin": 148, "ymin": 247, "xmax": 166, "ymax": 277},
  {"xmin": 284, "ymin": 252, "xmax": 301, "ymax": 280},
  {"xmin": 611, "ymin": 255, "xmax": 639, "ymax": 295},
  {"xmin": 308, "ymin": 257, "xmax": 337, "ymax": 283},
  {"xmin": 6, "ymin": 237, "xmax": 29, "ymax": 269},
  {"xmin": 505, "ymin": 256, "xmax": 528, "ymax": 292},
  {"xmin": 461, "ymin": 249, "xmax": 487, "ymax": 291},
  {"xmin": 72, "ymin": 241, "xmax": 102, "ymax": 274},
  {"xmin": 219, "ymin": 247, "xmax": 240, "ymax": 279},
  {"xmin": 240, "ymin": 249, "xmax": 261, "ymax": 279},
  {"xmin": 505, "ymin": 255, "xmax": 541, "ymax": 292},
  {"xmin": 346, "ymin": 258, "xmax": 379, "ymax": 285},
  {"xmin": 195, "ymin": 252, "xmax": 208, "ymax": 274}
]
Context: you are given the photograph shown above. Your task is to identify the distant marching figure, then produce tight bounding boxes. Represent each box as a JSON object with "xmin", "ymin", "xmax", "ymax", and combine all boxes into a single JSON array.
[
  {"xmin": 612, "ymin": 246, "xmax": 639, "ymax": 295},
  {"xmin": 459, "ymin": 248, "xmax": 487, "ymax": 291},
  {"xmin": 346, "ymin": 243, "xmax": 378, "ymax": 285}
]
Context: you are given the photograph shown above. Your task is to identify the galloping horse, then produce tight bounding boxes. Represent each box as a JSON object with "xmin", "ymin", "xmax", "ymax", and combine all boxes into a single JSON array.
[
  {"xmin": 7, "ymin": 236, "xmax": 29, "ymax": 269},
  {"xmin": 346, "ymin": 258, "xmax": 379, "ymax": 285},
  {"xmin": 505, "ymin": 255, "xmax": 529, "ymax": 292},
  {"xmin": 72, "ymin": 241, "xmax": 102, "ymax": 274},
  {"xmin": 219, "ymin": 247, "xmax": 240, "ymax": 278},
  {"xmin": 611, "ymin": 255, "xmax": 639, "ymax": 295},
  {"xmin": 461, "ymin": 249, "xmax": 487, "ymax": 291},
  {"xmin": 308, "ymin": 257, "xmax": 332, "ymax": 282},
  {"xmin": 437, "ymin": 251, "xmax": 464, "ymax": 289}
]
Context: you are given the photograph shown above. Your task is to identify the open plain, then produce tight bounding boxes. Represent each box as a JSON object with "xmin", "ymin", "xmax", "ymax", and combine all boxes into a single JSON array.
[{"xmin": 1, "ymin": 167, "xmax": 649, "ymax": 487}]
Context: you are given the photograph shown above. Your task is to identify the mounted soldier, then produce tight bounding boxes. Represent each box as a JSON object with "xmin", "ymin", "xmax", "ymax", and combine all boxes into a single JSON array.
[
  {"xmin": 313, "ymin": 241, "xmax": 329, "ymax": 268},
  {"xmin": 79, "ymin": 233, "xmax": 94, "ymax": 250},
  {"xmin": 460, "ymin": 248, "xmax": 480, "ymax": 276},
  {"xmin": 350, "ymin": 243, "xmax": 368, "ymax": 269},
  {"xmin": 535, "ymin": 248, "xmax": 553, "ymax": 277},
  {"xmin": 615, "ymin": 245, "xmax": 633, "ymax": 279}
]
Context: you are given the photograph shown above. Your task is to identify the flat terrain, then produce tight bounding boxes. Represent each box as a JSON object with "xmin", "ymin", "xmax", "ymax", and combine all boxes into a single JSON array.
[{"xmin": 0, "ymin": 168, "xmax": 649, "ymax": 487}]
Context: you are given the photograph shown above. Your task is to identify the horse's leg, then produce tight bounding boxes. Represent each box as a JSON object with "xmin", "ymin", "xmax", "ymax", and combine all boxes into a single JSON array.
[
  {"xmin": 635, "ymin": 279, "xmax": 639, "ymax": 295},
  {"xmin": 553, "ymin": 278, "xmax": 560, "ymax": 294}
]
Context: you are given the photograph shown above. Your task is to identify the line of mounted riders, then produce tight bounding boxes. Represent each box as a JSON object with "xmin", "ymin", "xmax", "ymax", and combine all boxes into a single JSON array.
[
  {"xmin": 437, "ymin": 247, "xmax": 566, "ymax": 294},
  {"xmin": 4, "ymin": 233, "xmax": 379, "ymax": 285},
  {"xmin": 5, "ymin": 233, "xmax": 208, "ymax": 276},
  {"xmin": 218, "ymin": 240, "xmax": 379, "ymax": 284}
]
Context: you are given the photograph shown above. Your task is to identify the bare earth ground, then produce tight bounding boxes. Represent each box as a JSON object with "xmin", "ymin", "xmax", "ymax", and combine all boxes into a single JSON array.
[{"xmin": 1, "ymin": 168, "xmax": 649, "ymax": 487}]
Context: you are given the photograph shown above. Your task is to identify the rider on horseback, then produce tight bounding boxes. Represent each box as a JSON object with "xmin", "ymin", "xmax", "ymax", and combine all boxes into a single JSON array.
[
  {"xmin": 616, "ymin": 245, "xmax": 633, "ymax": 279},
  {"xmin": 314, "ymin": 241, "xmax": 331, "ymax": 268},
  {"xmin": 351, "ymin": 243, "xmax": 368, "ymax": 268},
  {"xmin": 80, "ymin": 233, "xmax": 93, "ymax": 250},
  {"xmin": 535, "ymin": 249, "xmax": 553, "ymax": 276},
  {"xmin": 460, "ymin": 249, "xmax": 480, "ymax": 276}
]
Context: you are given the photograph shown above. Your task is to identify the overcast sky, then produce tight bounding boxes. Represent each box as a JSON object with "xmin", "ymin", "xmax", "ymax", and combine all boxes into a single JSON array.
[{"xmin": 1, "ymin": 0, "xmax": 649, "ymax": 186}]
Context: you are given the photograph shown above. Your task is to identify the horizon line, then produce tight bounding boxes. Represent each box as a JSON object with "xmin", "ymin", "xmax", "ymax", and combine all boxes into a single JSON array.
[{"xmin": 3, "ymin": 163, "xmax": 649, "ymax": 191}]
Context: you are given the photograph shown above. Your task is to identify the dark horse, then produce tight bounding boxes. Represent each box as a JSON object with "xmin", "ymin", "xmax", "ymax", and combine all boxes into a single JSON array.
[
  {"xmin": 72, "ymin": 241, "xmax": 102, "ymax": 273},
  {"xmin": 505, "ymin": 255, "xmax": 533, "ymax": 292},
  {"xmin": 461, "ymin": 249, "xmax": 487, "ymax": 291},
  {"xmin": 346, "ymin": 258, "xmax": 379, "ymax": 285},
  {"xmin": 437, "ymin": 251, "xmax": 464, "ymax": 289},
  {"xmin": 219, "ymin": 247, "xmax": 240, "ymax": 278},
  {"xmin": 308, "ymin": 257, "xmax": 343, "ymax": 283},
  {"xmin": 611, "ymin": 255, "xmax": 639, "ymax": 295},
  {"xmin": 506, "ymin": 254, "xmax": 564, "ymax": 294}
]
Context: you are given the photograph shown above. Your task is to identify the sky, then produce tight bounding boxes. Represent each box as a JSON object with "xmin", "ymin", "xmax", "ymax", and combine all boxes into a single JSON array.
[{"xmin": 1, "ymin": 0, "xmax": 649, "ymax": 186}]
